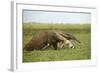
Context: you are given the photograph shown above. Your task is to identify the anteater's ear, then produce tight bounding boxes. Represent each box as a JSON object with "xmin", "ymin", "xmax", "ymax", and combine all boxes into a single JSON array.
[{"xmin": 70, "ymin": 46, "xmax": 74, "ymax": 49}]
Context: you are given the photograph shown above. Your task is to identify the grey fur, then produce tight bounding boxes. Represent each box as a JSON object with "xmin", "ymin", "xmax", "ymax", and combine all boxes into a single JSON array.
[
  {"xmin": 55, "ymin": 31, "xmax": 81, "ymax": 48},
  {"xmin": 56, "ymin": 31, "xmax": 81, "ymax": 43},
  {"xmin": 24, "ymin": 31, "xmax": 64, "ymax": 51},
  {"xmin": 24, "ymin": 31, "xmax": 81, "ymax": 51}
]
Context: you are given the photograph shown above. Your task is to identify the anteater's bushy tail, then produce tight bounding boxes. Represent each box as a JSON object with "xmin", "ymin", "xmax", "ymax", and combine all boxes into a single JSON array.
[{"xmin": 57, "ymin": 31, "xmax": 81, "ymax": 43}]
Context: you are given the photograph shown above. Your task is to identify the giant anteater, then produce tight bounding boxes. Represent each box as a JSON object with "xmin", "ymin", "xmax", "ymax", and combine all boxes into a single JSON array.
[{"xmin": 24, "ymin": 31, "xmax": 80, "ymax": 51}]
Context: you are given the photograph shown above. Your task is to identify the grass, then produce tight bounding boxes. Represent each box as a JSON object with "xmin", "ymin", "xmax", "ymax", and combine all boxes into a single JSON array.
[{"xmin": 23, "ymin": 23, "xmax": 91, "ymax": 62}]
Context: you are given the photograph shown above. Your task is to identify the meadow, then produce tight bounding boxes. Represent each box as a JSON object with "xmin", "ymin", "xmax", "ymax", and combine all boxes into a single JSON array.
[{"xmin": 23, "ymin": 23, "xmax": 91, "ymax": 62}]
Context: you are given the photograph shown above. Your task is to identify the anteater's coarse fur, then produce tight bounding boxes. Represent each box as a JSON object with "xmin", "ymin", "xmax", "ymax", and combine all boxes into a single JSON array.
[
  {"xmin": 56, "ymin": 31, "xmax": 81, "ymax": 43},
  {"xmin": 24, "ymin": 31, "xmax": 64, "ymax": 51}
]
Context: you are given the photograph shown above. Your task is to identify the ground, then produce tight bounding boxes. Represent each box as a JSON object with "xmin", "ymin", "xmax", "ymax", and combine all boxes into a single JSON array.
[{"xmin": 23, "ymin": 23, "xmax": 91, "ymax": 62}]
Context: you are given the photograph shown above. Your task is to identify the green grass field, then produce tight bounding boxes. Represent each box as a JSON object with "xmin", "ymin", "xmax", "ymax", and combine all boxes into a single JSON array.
[{"xmin": 23, "ymin": 23, "xmax": 91, "ymax": 62}]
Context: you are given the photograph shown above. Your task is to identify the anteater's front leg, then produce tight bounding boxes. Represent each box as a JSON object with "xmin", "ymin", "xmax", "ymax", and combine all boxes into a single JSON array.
[{"xmin": 52, "ymin": 42, "xmax": 57, "ymax": 50}]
